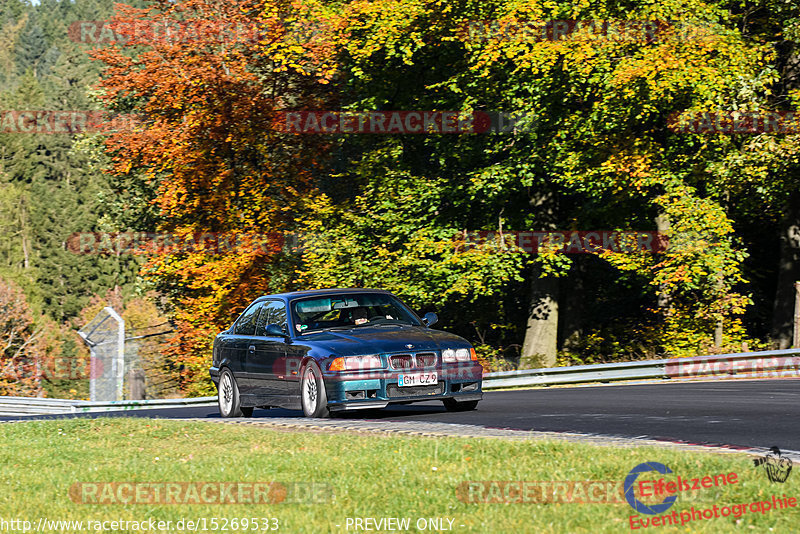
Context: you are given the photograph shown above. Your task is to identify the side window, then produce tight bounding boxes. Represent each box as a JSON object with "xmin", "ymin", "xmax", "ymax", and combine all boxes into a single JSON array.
[
  {"xmin": 255, "ymin": 303, "xmax": 270, "ymax": 334},
  {"xmin": 259, "ymin": 300, "xmax": 288, "ymax": 335},
  {"xmin": 234, "ymin": 302, "xmax": 262, "ymax": 336}
]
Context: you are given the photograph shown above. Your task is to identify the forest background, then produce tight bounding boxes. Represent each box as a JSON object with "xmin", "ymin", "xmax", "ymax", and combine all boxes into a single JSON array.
[{"xmin": 1, "ymin": 0, "xmax": 798, "ymax": 398}]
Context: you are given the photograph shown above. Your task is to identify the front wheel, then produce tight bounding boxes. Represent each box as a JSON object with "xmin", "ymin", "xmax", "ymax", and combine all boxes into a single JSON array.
[
  {"xmin": 443, "ymin": 399, "xmax": 479, "ymax": 412},
  {"xmin": 300, "ymin": 361, "xmax": 330, "ymax": 418},
  {"xmin": 218, "ymin": 369, "xmax": 244, "ymax": 418}
]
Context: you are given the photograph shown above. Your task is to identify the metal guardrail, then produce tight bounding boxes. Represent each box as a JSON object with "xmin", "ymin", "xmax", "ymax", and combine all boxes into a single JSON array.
[
  {"xmin": 482, "ymin": 358, "xmax": 668, "ymax": 388},
  {"xmin": 481, "ymin": 348, "xmax": 800, "ymax": 389},
  {"xmin": 0, "ymin": 397, "xmax": 81, "ymax": 416},
  {"xmin": 0, "ymin": 396, "xmax": 217, "ymax": 417},
  {"xmin": 2, "ymin": 348, "xmax": 798, "ymax": 414}
]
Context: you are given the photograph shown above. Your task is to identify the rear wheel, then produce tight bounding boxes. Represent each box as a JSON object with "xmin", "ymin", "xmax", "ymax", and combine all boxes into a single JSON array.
[
  {"xmin": 443, "ymin": 399, "xmax": 479, "ymax": 412},
  {"xmin": 300, "ymin": 361, "xmax": 330, "ymax": 418},
  {"xmin": 218, "ymin": 369, "xmax": 243, "ymax": 418}
]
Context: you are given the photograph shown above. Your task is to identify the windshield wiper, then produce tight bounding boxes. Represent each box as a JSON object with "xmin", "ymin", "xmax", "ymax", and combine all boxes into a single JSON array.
[
  {"xmin": 353, "ymin": 320, "xmax": 413, "ymax": 327},
  {"xmin": 304, "ymin": 321, "xmax": 414, "ymax": 334},
  {"xmin": 302, "ymin": 325, "xmax": 356, "ymax": 334}
]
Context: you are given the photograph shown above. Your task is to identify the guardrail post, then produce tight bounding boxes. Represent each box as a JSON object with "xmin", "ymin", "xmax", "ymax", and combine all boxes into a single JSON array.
[
  {"xmin": 104, "ymin": 307, "xmax": 125, "ymax": 402},
  {"xmin": 128, "ymin": 369, "xmax": 145, "ymax": 400}
]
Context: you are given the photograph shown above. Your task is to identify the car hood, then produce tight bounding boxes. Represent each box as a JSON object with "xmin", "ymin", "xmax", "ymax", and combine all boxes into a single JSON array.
[{"xmin": 294, "ymin": 325, "xmax": 468, "ymax": 356}]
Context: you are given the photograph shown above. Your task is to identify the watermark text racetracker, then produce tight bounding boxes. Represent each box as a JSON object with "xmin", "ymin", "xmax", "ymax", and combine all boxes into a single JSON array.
[
  {"xmin": 274, "ymin": 111, "xmax": 534, "ymax": 134},
  {"xmin": 69, "ymin": 18, "xmax": 716, "ymax": 47},
  {"xmin": 456, "ymin": 478, "xmax": 727, "ymax": 505},
  {"xmin": 668, "ymin": 111, "xmax": 800, "ymax": 134},
  {"xmin": 459, "ymin": 19, "xmax": 717, "ymax": 43},
  {"xmin": 458, "ymin": 231, "xmax": 668, "ymax": 254},
  {"xmin": 1, "ymin": 354, "xmax": 103, "ymax": 381},
  {"xmin": 66, "ymin": 232, "xmax": 289, "ymax": 256},
  {"xmin": 69, "ymin": 18, "xmax": 330, "ymax": 46},
  {"xmin": 70, "ymin": 19, "xmax": 264, "ymax": 45},
  {"xmin": 458, "ymin": 480, "xmax": 628, "ymax": 503},
  {"xmin": 69, "ymin": 481, "xmax": 331, "ymax": 505},
  {"xmin": 2, "ymin": 109, "xmax": 527, "ymax": 135},
  {"xmin": 66, "ymin": 231, "xmax": 669, "ymax": 256},
  {"xmin": 0, "ymin": 111, "xmax": 139, "ymax": 134},
  {"xmin": 665, "ymin": 354, "xmax": 800, "ymax": 380}
]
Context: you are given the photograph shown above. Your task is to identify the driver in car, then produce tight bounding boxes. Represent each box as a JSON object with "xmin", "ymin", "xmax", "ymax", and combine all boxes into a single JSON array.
[{"xmin": 350, "ymin": 307, "xmax": 368, "ymax": 325}]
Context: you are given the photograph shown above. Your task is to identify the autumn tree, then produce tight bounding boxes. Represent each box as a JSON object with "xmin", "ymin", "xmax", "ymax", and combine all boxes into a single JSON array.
[
  {"xmin": 296, "ymin": 0, "xmax": 774, "ymax": 363},
  {"xmin": 0, "ymin": 277, "xmax": 46, "ymax": 396},
  {"xmin": 92, "ymin": 0, "xmax": 342, "ymax": 393}
]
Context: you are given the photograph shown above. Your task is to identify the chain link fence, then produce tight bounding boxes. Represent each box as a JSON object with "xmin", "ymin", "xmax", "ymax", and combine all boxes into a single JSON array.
[
  {"xmin": 77, "ymin": 307, "xmax": 124, "ymax": 402},
  {"xmin": 78, "ymin": 307, "xmax": 177, "ymax": 401}
]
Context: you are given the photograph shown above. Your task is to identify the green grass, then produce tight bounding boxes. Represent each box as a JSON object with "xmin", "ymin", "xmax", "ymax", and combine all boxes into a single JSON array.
[{"xmin": 0, "ymin": 418, "xmax": 797, "ymax": 533}]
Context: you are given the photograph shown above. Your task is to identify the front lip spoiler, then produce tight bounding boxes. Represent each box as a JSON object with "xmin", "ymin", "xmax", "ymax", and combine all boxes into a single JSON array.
[
  {"xmin": 328, "ymin": 402, "xmax": 389, "ymax": 411},
  {"xmin": 445, "ymin": 393, "xmax": 482, "ymax": 402},
  {"xmin": 328, "ymin": 393, "xmax": 482, "ymax": 411}
]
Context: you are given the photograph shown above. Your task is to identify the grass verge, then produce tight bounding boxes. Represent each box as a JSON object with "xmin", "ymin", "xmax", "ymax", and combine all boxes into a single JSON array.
[{"xmin": 0, "ymin": 418, "xmax": 797, "ymax": 533}]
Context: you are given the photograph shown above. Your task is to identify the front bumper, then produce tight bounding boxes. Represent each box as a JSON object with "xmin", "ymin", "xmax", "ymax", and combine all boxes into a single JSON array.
[{"xmin": 323, "ymin": 364, "xmax": 483, "ymax": 411}]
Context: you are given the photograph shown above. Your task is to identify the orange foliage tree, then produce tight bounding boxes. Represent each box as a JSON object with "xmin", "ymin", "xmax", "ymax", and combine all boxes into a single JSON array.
[
  {"xmin": 91, "ymin": 0, "xmax": 341, "ymax": 394},
  {"xmin": 0, "ymin": 277, "xmax": 49, "ymax": 396}
]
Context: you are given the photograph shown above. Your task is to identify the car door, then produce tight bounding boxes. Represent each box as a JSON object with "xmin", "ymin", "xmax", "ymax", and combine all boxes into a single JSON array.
[
  {"xmin": 247, "ymin": 300, "xmax": 289, "ymax": 401},
  {"xmin": 231, "ymin": 300, "xmax": 263, "ymax": 397}
]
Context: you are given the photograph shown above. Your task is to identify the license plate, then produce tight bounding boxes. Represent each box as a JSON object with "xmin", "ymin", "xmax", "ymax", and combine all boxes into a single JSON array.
[{"xmin": 398, "ymin": 372, "xmax": 438, "ymax": 387}]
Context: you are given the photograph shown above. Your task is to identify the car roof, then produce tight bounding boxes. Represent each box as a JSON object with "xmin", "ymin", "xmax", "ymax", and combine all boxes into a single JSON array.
[{"xmin": 263, "ymin": 288, "xmax": 394, "ymax": 300}]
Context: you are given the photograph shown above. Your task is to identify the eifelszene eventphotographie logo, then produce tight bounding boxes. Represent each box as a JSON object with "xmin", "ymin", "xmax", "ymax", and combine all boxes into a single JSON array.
[{"xmin": 624, "ymin": 462, "xmax": 678, "ymax": 515}]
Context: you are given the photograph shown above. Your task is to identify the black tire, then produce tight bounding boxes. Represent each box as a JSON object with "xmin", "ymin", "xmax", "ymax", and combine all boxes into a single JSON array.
[
  {"xmin": 241, "ymin": 407, "xmax": 254, "ymax": 417},
  {"xmin": 300, "ymin": 361, "xmax": 330, "ymax": 418},
  {"xmin": 217, "ymin": 368, "xmax": 243, "ymax": 418},
  {"xmin": 443, "ymin": 399, "xmax": 479, "ymax": 412}
]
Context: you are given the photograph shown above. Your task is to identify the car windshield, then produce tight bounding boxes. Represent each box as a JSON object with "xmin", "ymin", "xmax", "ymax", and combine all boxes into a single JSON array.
[{"xmin": 291, "ymin": 292, "xmax": 421, "ymax": 334}]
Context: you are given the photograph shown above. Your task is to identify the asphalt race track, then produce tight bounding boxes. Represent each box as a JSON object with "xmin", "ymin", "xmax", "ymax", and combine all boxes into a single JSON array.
[{"xmin": 4, "ymin": 379, "xmax": 799, "ymax": 451}]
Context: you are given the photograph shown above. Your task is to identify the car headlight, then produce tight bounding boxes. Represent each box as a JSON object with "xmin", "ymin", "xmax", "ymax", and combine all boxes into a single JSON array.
[
  {"xmin": 329, "ymin": 355, "xmax": 383, "ymax": 371},
  {"xmin": 455, "ymin": 348, "xmax": 471, "ymax": 362},
  {"xmin": 442, "ymin": 348, "xmax": 478, "ymax": 363}
]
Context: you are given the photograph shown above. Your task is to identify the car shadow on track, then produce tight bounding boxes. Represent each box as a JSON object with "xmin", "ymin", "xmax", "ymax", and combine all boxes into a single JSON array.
[{"xmin": 236, "ymin": 402, "xmax": 448, "ymax": 421}]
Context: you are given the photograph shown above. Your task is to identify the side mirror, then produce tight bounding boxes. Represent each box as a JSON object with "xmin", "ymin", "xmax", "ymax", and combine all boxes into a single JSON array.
[
  {"xmin": 265, "ymin": 323, "xmax": 287, "ymax": 337},
  {"xmin": 422, "ymin": 312, "xmax": 438, "ymax": 327}
]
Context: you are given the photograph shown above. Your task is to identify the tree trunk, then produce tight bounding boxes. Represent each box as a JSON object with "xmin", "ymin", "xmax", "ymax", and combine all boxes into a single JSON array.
[
  {"xmin": 558, "ymin": 258, "xmax": 583, "ymax": 351},
  {"xmin": 520, "ymin": 264, "xmax": 559, "ymax": 368},
  {"xmin": 655, "ymin": 213, "xmax": 671, "ymax": 310},
  {"xmin": 772, "ymin": 190, "xmax": 800, "ymax": 348}
]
